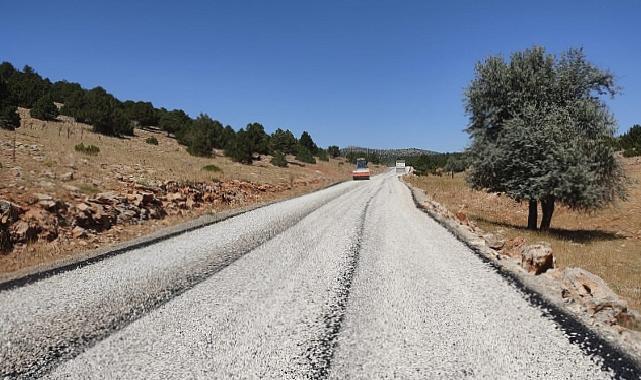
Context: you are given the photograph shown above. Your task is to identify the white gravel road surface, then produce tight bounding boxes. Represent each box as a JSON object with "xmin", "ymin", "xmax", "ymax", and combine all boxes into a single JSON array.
[{"xmin": 1, "ymin": 171, "xmax": 638, "ymax": 379}]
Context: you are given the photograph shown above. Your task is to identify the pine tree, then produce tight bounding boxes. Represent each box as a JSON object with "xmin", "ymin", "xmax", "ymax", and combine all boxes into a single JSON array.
[{"xmin": 30, "ymin": 94, "xmax": 59, "ymax": 120}]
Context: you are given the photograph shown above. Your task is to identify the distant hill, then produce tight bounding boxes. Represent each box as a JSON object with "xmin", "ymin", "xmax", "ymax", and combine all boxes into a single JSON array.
[{"xmin": 340, "ymin": 146, "xmax": 439, "ymax": 158}]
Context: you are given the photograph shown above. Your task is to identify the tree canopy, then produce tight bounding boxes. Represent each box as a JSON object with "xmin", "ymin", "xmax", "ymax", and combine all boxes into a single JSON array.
[{"xmin": 465, "ymin": 46, "xmax": 626, "ymax": 230}]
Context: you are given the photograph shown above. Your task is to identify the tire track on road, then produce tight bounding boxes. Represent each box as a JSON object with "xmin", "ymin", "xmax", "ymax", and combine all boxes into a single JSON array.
[{"xmin": 303, "ymin": 185, "xmax": 381, "ymax": 379}]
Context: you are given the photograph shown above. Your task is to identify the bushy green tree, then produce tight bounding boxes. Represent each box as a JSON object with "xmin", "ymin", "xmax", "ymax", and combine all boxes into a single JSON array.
[
  {"xmin": 327, "ymin": 145, "xmax": 340, "ymax": 158},
  {"xmin": 122, "ymin": 101, "xmax": 158, "ymax": 126},
  {"xmin": 225, "ymin": 129, "xmax": 254, "ymax": 164},
  {"xmin": 6, "ymin": 65, "xmax": 51, "ymax": 107},
  {"xmin": 270, "ymin": 128, "xmax": 297, "ymax": 154},
  {"xmin": 244, "ymin": 122, "xmax": 270, "ymax": 155},
  {"xmin": 0, "ymin": 78, "xmax": 20, "ymax": 130},
  {"xmin": 270, "ymin": 151, "xmax": 288, "ymax": 167},
  {"xmin": 317, "ymin": 148, "xmax": 329, "ymax": 161},
  {"xmin": 618, "ymin": 125, "xmax": 641, "ymax": 156},
  {"xmin": 295, "ymin": 145, "xmax": 316, "ymax": 164},
  {"xmin": 176, "ymin": 114, "xmax": 228, "ymax": 157},
  {"xmin": 158, "ymin": 108, "xmax": 191, "ymax": 136},
  {"xmin": 465, "ymin": 46, "xmax": 626, "ymax": 230},
  {"xmin": 0, "ymin": 105, "xmax": 19, "ymax": 130},
  {"xmin": 30, "ymin": 94, "xmax": 59, "ymax": 120},
  {"xmin": 50, "ymin": 80, "xmax": 83, "ymax": 104},
  {"xmin": 299, "ymin": 131, "xmax": 318, "ymax": 155}
]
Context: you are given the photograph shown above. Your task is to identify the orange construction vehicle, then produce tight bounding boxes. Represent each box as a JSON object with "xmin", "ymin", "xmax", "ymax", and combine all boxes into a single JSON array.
[{"xmin": 352, "ymin": 158, "xmax": 370, "ymax": 180}]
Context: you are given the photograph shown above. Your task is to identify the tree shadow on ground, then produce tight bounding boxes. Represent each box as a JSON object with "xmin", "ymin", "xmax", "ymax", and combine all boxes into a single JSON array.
[{"xmin": 472, "ymin": 215, "xmax": 624, "ymax": 243}]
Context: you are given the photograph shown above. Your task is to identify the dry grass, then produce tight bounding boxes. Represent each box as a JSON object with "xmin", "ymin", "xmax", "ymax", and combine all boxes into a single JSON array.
[
  {"xmin": 0, "ymin": 108, "xmax": 355, "ymax": 205},
  {"xmin": 407, "ymin": 158, "xmax": 641, "ymax": 311}
]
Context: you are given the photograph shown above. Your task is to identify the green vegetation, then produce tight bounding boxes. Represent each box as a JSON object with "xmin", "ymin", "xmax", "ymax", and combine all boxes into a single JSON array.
[
  {"xmin": 145, "ymin": 136, "xmax": 159, "ymax": 145},
  {"xmin": 464, "ymin": 46, "xmax": 626, "ymax": 230},
  {"xmin": 299, "ymin": 131, "xmax": 319, "ymax": 155},
  {"xmin": 327, "ymin": 145, "xmax": 340, "ymax": 158},
  {"xmin": 74, "ymin": 143, "xmax": 100, "ymax": 156},
  {"xmin": 295, "ymin": 145, "xmax": 316, "ymax": 164},
  {"xmin": 404, "ymin": 152, "xmax": 466, "ymax": 176},
  {"xmin": 30, "ymin": 94, "xmax": 59, "ymax": 121},
  {"xmin": 618, "ymin": 125, "xmax": 641, "ymax": 157},
  {"xmin": 201, "ymin": 164, "xmax": 222, "ymax": 172},
  {"xmin": 317, "ymin": 149, "xmax": 329, "ymax": 161},
  {"xmin": 270, "ymin": 151, "xmax": 288, "ymax": 167},
  {"xmin": 270, "ymin": 128, "xmax": 297, "ymax": 155}
]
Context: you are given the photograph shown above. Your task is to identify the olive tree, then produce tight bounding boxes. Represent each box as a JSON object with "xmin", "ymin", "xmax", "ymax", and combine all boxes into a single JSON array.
[{"xmin": 464, "ymin": 46, "xmax": 626, "ymax": 230}]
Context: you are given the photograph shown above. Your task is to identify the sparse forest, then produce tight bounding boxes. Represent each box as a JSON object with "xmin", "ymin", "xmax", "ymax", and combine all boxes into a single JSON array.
[{"xmin": 0, "ymin": 61, "xmax": 333, "ymax": 166}]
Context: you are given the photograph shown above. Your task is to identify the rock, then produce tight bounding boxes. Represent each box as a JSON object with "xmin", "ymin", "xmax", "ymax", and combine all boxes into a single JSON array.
[
  {"xmin": 34, "ymin": 193, "xmax": 53, "ymax": 202},
  {"xmin": 76, "ymin": 202, "xmax": 91, "ymax": 212},
  {"xmin": 455, "ymin": 211, "xmax": 468, "ymax": 224},
  {"xmin": 560, "ymin": 267, "xmax": 631, "ymax": 325},
  {"xmin": 72, "ymin": 226, "xmax": 88, "ymax": 239},
  {"xmin": 520, "ymin": 243, "xmax": 554, "ymax": 275},
  {"xmin": 135, "ymin": 191, "xmax": 155, "ymax": 206},
  {"xmin": 0, "ymin": 200, "xmax": 23, "ymax": 225},
  {"xmin": 60, "ymin": 171, "xmax": 74, "ymax": 181},
  {"xmin": 504, "ymin": 236, "xmax": 526, "ymax": 257},
  {"xmin": 483, "ymin": 233, "xmax": 506, "ymax": 250},
  {"xmin": 92, "ymin": 191, "xmax": 120, "ymax": 204},
  {"xmin": 11, "ymin": 221, "xmax": 38, "ymax": 243},
  {"xmin": 167, "ymin": 192, "xmax": 186, "ymax": 202},
  {"xmin": 62, "ymin": 184, "xmax": 81, "ymax": 192}
]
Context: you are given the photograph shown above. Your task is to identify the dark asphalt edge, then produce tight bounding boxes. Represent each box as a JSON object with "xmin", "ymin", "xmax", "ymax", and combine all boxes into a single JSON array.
[
  {"xmin": 0, "ymin": 180, "xmax": 346, "ymax": 292},
  {"xmin": 404, "ymin": 180, "xmax": 641, "ymax": 379},
  {"xmin": 7, "ymin": 180, "xmax": 357, "ymax": 379}
]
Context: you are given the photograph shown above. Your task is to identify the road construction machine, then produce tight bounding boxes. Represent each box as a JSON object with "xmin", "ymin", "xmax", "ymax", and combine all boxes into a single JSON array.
[{"xmin": 352, "ymin": 158, "xmax": 370, "ymax": 180}]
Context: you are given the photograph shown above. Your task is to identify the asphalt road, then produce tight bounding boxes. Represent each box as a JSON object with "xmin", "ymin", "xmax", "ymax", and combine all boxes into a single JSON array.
[{"xmin": 0, "ymin": 171, "xmax": 637, "ymax": 379}]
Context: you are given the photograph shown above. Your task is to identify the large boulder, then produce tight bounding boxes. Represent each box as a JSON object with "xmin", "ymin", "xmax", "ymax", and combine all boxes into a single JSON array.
[
  {"xmin": 560, "ymin": 267, "xmax": 631, "ymax": 325},
  {"xmin": 520, "ymin": 243, "xmax": 554, "ymax": 275}
]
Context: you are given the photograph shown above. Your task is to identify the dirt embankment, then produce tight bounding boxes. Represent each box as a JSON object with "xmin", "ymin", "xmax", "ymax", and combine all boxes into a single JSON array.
[{"xmin": 0, "ymin": 108, "xmax": 356, "ymax": 275}]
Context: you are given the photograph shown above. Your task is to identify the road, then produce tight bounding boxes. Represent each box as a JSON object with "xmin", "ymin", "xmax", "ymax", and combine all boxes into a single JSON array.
[{"xmin": 0, "ymin": 171, "xmax": 637, "ymax": 379}]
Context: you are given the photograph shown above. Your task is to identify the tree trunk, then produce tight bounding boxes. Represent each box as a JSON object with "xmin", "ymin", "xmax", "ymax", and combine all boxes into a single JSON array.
[
  {"xmin": 540, "ymin": 196, "xmax": 555, "ymax": 231},
  {"xmin": 527, "ymin": 200, "xmax": 538, "ymax": 230}
]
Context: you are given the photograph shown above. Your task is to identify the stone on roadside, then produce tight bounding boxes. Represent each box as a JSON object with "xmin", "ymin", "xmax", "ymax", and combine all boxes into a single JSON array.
[
  {"xmin": 72, "ymin": 226, "xmax": 88, "ymax": 239},
  {"xmin": 483, "ymin": 233, "xmax": 506, "ymax": 250},
  {"xmin": 519, "ymin": 243, "xmax": 554, "ymax": 275},
  {"xmin": 560, "ymin": 267, "xmax": 632, "ymax": 326}
]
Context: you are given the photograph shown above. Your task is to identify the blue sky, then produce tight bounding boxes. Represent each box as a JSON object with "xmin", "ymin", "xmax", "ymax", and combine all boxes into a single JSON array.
[{"xmin": 2, "ymin": 1, "xmax": 639, "ymax": 151}]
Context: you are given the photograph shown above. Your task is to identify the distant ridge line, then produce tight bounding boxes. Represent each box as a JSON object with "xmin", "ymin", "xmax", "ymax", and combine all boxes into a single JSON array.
[{"xmin": 340, "ymin": 146, "xmax": 439, "ymax": 157}]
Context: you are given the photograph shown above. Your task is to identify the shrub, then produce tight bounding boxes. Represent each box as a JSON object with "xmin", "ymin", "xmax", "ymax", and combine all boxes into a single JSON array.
[
  {"xmin": 295, "ymin": 145, "xmax": 316, "ymax": 164},
  {"xmin": 623, "ymin": 148, "xmax": 641, "ymax": 158},
  {"xmin": 74, "ymin": 143, "xmax": 100, "ymax": 156},
  {"xmin": 317, "ymin": 149, "xmax": 329, "ymax": 161},
  {"xmin": 201, "ymin": 164, "xmax": 221, "ymax": 172},
  {"xmin": 327, "ymin": 145, "xmax": 340, "ymax": 158},
  {"xmin": 0, "ymin": 105, "xmax": 20, "ymax": 130},
  {"xmin": 270, "ymin": 151, "xmax": 288, "ymax": 167},
  {"xmin": 145, "ymin": 136, "xmax": 159, "ymax": 145},
  {"xmin": 30, "ymin": 95, "xmax": 59, "ymax": 121}
]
